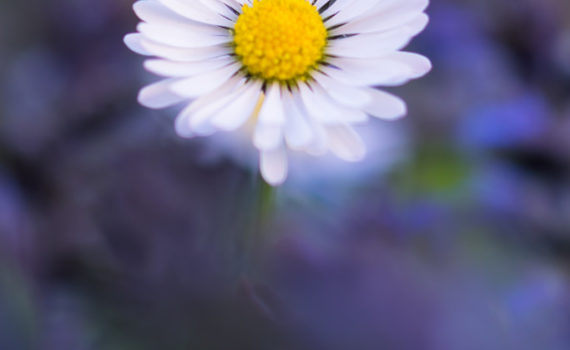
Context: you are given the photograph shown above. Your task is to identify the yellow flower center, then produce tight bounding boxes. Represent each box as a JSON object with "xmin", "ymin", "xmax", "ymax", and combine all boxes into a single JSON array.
[{"xmin": 233, "ymin": 0, "xmax": 327, "ymax": 82}]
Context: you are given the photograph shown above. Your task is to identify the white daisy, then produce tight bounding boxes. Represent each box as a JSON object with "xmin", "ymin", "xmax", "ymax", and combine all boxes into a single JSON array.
[{"xmin": 125, "ymin": 0, "xmax": 431, "ymax": 185}]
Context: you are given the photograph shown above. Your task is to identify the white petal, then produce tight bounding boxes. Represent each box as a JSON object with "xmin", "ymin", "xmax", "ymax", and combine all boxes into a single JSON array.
[
  {"xmin": 220, "ymin": 0, "xmax": 244, "ymax": 9},
  {"xmin": 210, "ymin": 81, "xmax": 263, "ymax": 130},
  {"xmin": 198, "ymin": 0, "xmax": 238, "ymax": 20},
  {"xmin": 254, "ymin": 84, "xmax": 288, "ymax": 155},
  {"xmin": 143, "ymin": 57, "xmax": 233, "ymax": 77},
  {"xmin": 325, "ymin": 124, "xmax": 366, "ymax": 162},
  {"xmin": 158, "ymin": 0, "xmax": 233, "ymax": 26},
  {"xmin": 323, "ymin": 61, "xmax": 406, "ymax": 87},
  {"xmin": 124, "ymin": 33, "xmax": 150, "ymax": 55},
  {"xmin": 382, "ymin": 51, "xmax": 432, "ymax": 79},
  {"xmin": 313, "ymin": 72, "xmax": 371, "ymax": 107},
  {"xmin": 324, "ymin": 52, "xmax": 431, "ymax": 86},
  {"xmin": 260, "ymin": 146, "xmax": 288, "ymax": 186},
  {"xmin": 327, "ymin": 20, "xmax": 425, "ymax": 58},
  {"xmin": 325, "ymin": 0, "xmax": 382, "ymax": 28},
  {"xmin": 363, "ymin": 89, "xmax": 407, "ymax": 120},
  {"xmin": 321, "ymin": 0, "xmax": 358, "ymax": 18},
  {"xmin": 174, "ymin": 105, "xmax": 194, "ymax": 137},
  {"xmin": 257, "ymin": 83, "xmax": 286, "ymax": 125},
  {"xmin": 186, "ymin": 75, "xmax": 244, "ymax": 113},
  {"xmin": 184, "ymin": 76, "xmax": 246, "ymax": 130},
  {"xmin": 170, "ymin": 63, "xmax": 240, "ymax": 98},
  {"xmin": 298, "ymin": 84, "xmax": 337, "ymax": 124},
  {"xmin": 134, "ymin": 1, "xmax": 229, "ymax": 36},
  {"xmin": 134, "ymin": 0, "xmax": 195, "ymax": 26},
  {"xmin": 283, "ymin": 91, "xmax": 314, "ymax": 150},
  {"xmin": 137, "ymin": 22, "xmax": 229, "ymax": 48},
  {"xmin": 303, "ymin": 119, "xmax": 329, "ymax": 156},
  {"xmin": 230, "ymin": 0, "xmax": 251, "ymax": 6},
  {"xmin": 254, "ymin": 124, "xmax": 283, "ymax": 150},
  {"xmin": 290, "ymin": 91, "xmax": 329, "ymax": 155},
  {"xmin": 371, "ymin": 0, "xmax": 429, "ymax": 13},
  {"xmin": 403, "ymin": 13, "xmax": 430, "ymax": 37},
  {"xmin": 175, "ymin": 77, "xmax": 244, "ymax": 137},
  {"xmin": 356, "ymin": 0, "xmax": 428, "ymax": 17},
  {"xmin": 175, "ymin": 110, "xmax": 217, "ymax": 137},
  {"xmin": 138, "ymin": 79, "xmax": 186, "ymax": 109},
  {"xmin": 299, "ymin": 83, "xmax": 368, "ymax": 124},
  {"xmin": 333, "ymin": 5, "xmax": 428, "ymax": 35},
  {"xmin": 139, "ymin": 39, "xmax": 229, "ymax": 62}
]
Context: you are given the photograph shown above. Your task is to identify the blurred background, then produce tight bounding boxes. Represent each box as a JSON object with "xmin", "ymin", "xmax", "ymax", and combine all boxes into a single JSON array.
[{"xmin": 1, "ymin": 0, "xmax": 570, "ymax": 349}]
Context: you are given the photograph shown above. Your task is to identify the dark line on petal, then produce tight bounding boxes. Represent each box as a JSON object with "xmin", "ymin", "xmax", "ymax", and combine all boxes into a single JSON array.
[
  {"xmin": 321, "ymin": 62, "xmax": 341, "ymax": 70},
  {"xmin": 326, "ymin": 23, "xmax": 347, "ymax": 31},
  {"xmin": 225, "ymin": 4, "xmax": 240, "ymax": 16},
  {"xmin": 315, "ymin": 68, "xmax": 328, "ymax": 76},
  {"xmin": 230, "ymin": 70, "xmax": 241, "ymax": 79},
  {"xmin": 323, "ymin": 53, "xmax": 340, "ymax": 59},
  {"xmin": 323, "ymin": 12, "xmax": 339, "ymax": 23},
  {"xmin": 328, "ymin": 33, "xmax": 358, "ymax": 40},
  {"xmin": 319, "ymin": 0, "xmax": 336, "ymax": 14},
  {"xmin": 290, "ymin": 80, "xmax": 300, "ymax": 91}
]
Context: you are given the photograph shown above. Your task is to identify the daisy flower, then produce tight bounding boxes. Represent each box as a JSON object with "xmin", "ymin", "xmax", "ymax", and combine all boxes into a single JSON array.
[{"xmin": 125, "ymin": 0, "xmax": 431, "ymax": 185}]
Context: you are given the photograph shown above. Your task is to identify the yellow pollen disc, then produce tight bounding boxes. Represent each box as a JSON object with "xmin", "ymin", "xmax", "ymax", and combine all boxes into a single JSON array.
[{"xmin": 233, "ymin": 0, "xmax": 327, "ymax": 82}]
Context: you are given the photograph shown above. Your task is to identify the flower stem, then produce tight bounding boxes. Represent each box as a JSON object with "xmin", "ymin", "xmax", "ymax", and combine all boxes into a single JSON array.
[{"xmin": 241, "ymin": 174, "xmax": 276, "ymax": 278}]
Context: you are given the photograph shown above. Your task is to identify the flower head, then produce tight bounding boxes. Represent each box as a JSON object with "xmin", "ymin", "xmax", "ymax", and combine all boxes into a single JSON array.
[{"xmin": 125, "ymin": 0, "xmax": 431, "ymax": 185}]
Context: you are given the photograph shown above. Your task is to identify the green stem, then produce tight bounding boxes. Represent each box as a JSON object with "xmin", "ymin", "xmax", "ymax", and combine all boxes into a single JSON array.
[{"xmin": 241, "ymin": 174, "xmax": 277, "ymax": 277}]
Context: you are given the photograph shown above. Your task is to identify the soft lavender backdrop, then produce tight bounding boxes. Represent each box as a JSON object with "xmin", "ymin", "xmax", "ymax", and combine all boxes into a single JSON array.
[{"xmin": 1, "ymin": 0, "xmax": 569, "ymax": 349}]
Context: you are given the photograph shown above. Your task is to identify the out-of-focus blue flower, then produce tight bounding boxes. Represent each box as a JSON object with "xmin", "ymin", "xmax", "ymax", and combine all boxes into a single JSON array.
[
  {"xmin": 471, "ymin": 163, "xmax": 529, "ymax": 214},
  {"xmin": 458, "ymin": 92, "xmax": 550, "ymax": 150}
]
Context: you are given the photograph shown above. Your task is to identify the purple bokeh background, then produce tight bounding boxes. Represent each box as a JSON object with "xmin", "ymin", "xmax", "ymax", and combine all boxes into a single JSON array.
[{"xmin": 1, "ymin": 0, "xmax": 570, "ymax": 349}]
